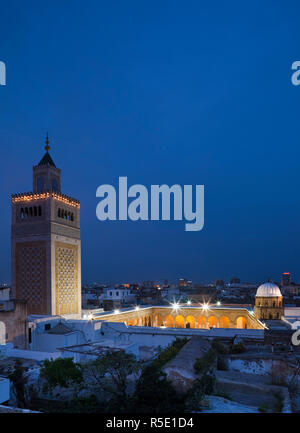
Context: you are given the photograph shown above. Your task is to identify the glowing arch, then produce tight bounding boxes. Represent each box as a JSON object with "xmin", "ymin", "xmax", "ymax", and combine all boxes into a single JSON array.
[
  {"xmin": 165, "ymin": 314, "xmax": 174, "ymax": 328},
  {"xmin": 175, "ymin": 315, "xmax": 185, "ymax": 328},
  {"xmin": 219, "ymin": 316, "xmax": 230, "ymax": 328},
  {"xmin": 236, "ymin": 316, "xmax": 247, "ymax": 329},
  {"xmin": 208, "ymin": 316, "xmax": 218, "ymax": 328},
  {"xmin": 196, "ymin": 315, "xmax": 206, "ymax": 328},
  {"xmin": 185, "ymin": 315, "xmax": 195, "ymax": 328},
  {"xmin": 154, "ymin": 314, "xmax": 163, "ymax": 327}
]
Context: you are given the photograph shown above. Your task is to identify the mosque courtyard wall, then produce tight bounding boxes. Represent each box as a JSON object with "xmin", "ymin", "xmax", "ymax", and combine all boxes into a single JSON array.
[{"xmin": 92, "ymin": 305, "xmax": 265, "ymax": 331}]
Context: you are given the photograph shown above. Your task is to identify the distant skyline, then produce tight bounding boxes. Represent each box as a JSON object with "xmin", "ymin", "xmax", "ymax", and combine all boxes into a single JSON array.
[{"xmin": 1, "ymin": 1, "xmax": 300, "ymax": 284}]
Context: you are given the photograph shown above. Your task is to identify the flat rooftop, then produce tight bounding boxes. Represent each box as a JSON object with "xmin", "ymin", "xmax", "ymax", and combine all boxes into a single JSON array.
[
  {"xmin": 91, "ymin": 304, "xmax": 254, "ymax": 319},
  {"xmin": 59, "ymin": 339, "xmax": 136, "ymax": 357}
]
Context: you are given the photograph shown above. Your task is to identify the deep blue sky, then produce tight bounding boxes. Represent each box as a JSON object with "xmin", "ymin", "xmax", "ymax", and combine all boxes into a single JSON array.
[{"xmin": 1, "ymin": 1, "xmax": 300, "ymax": 285}]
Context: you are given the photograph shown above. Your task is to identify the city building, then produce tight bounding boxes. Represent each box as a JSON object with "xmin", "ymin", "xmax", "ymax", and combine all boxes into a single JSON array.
[
  {"xmin": 11, "ymin": 136, "xmax": 82, "ymax": 317},
  {"xmin": 254, "ymin": 282, "xmax": 284, "ymax": 320},
  {"xmin": 161, "ymin": 286, "xmax": 180, "ymax": 302},
  {"xmin": 0, "ymin": 287, "xmax": 10, "ymax": 302},
  {"xmin": 230, "ymin": 277, "xmax": 241, "ymax": 285},
  {"xmin": 0, "ymin": 377, "xmax": 10, "ymax": 405},
  {"xmin": 99, "ymin": 287, "xmax": 136, "ymax": 310},
  {"xmin": 283, "ymin": 282, "xmax": 300, "ymax": 297},
  {"xmin": 281, "ymin": 272, "xmax": 291, "ymax": 286},
  {"xmin": 91, "ymin": 304, "xmax": 264, "ymax": 329},
  {"xmin": 0, "ymin": 298, "xmax": 28, "ymax": 348}
]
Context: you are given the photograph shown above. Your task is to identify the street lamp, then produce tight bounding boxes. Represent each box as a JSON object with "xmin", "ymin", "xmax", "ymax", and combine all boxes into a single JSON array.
[
  {"xmin": 172, "ymin": 302, "xmax": 180, "ymax": 311},
  {"xmin": 201, "ymin": 302, "xmax": 210, "ymax": 311}
]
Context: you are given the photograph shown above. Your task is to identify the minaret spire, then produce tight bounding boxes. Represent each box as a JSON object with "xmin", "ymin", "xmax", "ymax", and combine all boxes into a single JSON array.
[{"xmin": 45, "ymin": 132, "xmax": 50, "ymax": 152}]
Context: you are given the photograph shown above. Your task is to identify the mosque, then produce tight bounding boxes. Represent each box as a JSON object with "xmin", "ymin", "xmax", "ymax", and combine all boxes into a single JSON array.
[
  {"xmin": 88, "ymin": 282, "xmax": 284, "ymax": 331},
  {"xmin": 5, "ymin": 140, "xmax": 291, "ymax": 353}
]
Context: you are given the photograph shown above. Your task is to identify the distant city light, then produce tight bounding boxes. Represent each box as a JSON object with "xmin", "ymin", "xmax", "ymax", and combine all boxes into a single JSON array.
[
  {"xmin": 135, "ymin": 306, "xmax": 140, "ymax": 311},
  {"xmin": 216, "ymin": 301, "xmax": 221, "ymax": 306},
  {"xmin": 114, "ymin": 309, "xmax": 120, "ymax": 314},
  {"xmin": 187, "ymin": 300, "xmax": 192, "ymax": 305}
]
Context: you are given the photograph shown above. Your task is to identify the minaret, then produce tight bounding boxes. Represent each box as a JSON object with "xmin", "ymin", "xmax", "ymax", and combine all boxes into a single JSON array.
[{"xmin": 11, "ymin": 135, "xmax": 82, "ymax": 317}]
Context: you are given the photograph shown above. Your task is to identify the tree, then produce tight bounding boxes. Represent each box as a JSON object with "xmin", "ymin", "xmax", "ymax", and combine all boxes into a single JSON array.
[
  {"xmin": 84, "ymin": 350, "xmax": 141, "ymax": 405},
  {"xmin": 130, "ymin": 367, "xmax": 185, "ymax": 413},
  {"xmin": 8, "ymin": 359, "xmax": 29, "ymax": 408},
  {"xmin": 40, "ymin": 357, "xmax": 83, "ymax": 392},
  {"xmin": 125, "ymin": 338, "xmax": 189, "ymax": 413}
]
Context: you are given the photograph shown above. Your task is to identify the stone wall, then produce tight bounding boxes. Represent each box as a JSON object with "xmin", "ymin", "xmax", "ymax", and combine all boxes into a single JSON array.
[
  {"xmin": 94, "ymin": 306, "xmax": 264, "ymax": 330},
  {"xmin": 0, "ymin": 300, "xmax": 28, "ymax": 348}
]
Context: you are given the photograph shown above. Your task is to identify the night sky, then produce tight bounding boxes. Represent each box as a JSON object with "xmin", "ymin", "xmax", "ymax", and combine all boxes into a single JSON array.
[{"xmin": 1, "ymin": 1, "xmax": 300, "ymax": 285}]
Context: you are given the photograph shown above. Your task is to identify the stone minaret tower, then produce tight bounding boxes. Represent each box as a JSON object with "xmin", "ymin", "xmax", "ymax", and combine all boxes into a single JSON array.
[{"xmin": 11, "ymin": 135, "xmax": 81, "ymax": 317}]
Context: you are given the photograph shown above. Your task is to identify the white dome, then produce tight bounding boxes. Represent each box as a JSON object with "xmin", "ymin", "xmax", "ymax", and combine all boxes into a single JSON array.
[{"xmin": 256, "ymin": 282, "xmax": 282, "ymax": 298}]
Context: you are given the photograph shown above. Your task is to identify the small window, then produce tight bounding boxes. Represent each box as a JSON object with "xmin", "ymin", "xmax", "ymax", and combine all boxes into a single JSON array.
[
  {"xmin": 34, "ymin": 206, "xmax": 37, "ymax": 216},
  {"xmin": 44, "ymin": 324, "xmax": 51, "ymax": 331},
  {"xmin": 58, "ymin": 208, "xmax": 61, "ymax": 218},
  {"xmin": 29, "ymin": 207, "xmax": 33, "ymax": 217},
  {"xmin": 20, "ymin": 208, "xmax": 25, "ymax": 219},
  {"xmin": 28, "ymin": 328, "xmax": 32, "ymax": 344}
]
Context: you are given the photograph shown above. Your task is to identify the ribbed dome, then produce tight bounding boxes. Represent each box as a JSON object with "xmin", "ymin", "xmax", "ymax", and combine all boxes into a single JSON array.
[{"xmin": 256, "ymin": 282, "xmax": 282, "ymax": 298}]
